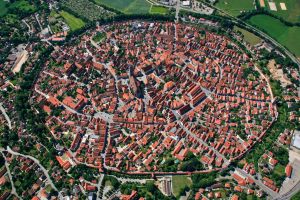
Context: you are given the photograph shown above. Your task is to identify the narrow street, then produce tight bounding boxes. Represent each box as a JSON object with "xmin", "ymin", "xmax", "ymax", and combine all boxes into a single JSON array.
[
  {"xmin": 234, "ymin": 168, "xmax": 278, "ymax": 199},
  {"xmin": 0, "ymin": 151, "xmax": 22, "ymax": 199},
  {"xmin": 5, "ymin": 146, "xmax": 58, "ymax": 191},
  {"xmin": 0, "ymin": 103, "xmax": 12, "ymax": 129}
]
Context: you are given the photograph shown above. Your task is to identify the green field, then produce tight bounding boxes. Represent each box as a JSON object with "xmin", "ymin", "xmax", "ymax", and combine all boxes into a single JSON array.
[
  {"xmin": 172, "ymin": 175, "xmax": 192, "ymax": 197},
  {"xmin": 9, "ymin": 0, "xmax": 36, "ymax": 13},
  {"xmin": 150, "ymin": 5, "xmax": 169, "ymax": 14},
  {"xmin": 60, "ymin": 11, "xmax": 85, "ymax": 31},
  {"xmin": 215, "ymin": 0, "xmax": 255, "ymax": 16},
  {"xmin": 0, "ymin": 0, "xmax": 8, "ymax": 16},
  {"xmin": 248, "ymin": 14, "xmax": 300, "ymax": 56},
  {"xmin": 94, "ymin": 0, "xmax": 152, "ymax": 14},
  {"xmin": 234, "ymin": 26, "xmax": 261, "ymax": 45},
  {"xmin": 273, "ymin": 163, "xmax": 285, "ymax": 176},
  {"xmin": 262, "ymin": 0, "xmax": 300, "ymax": 23}
]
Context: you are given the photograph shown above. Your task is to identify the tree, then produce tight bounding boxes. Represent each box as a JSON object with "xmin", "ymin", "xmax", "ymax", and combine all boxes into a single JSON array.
[{"xmin": 180, "ymin": 152, "xmax": 203, "ymax": 172}]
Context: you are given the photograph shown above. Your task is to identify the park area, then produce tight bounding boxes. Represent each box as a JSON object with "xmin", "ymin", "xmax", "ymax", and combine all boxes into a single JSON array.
[
  {"xmin": 233, "ymin": 26, "xmax": 261, "ymax": 46},
  {"xmin": 248, "ymin": 14, "xmax": 300, "ymax": 57},
  {"xmin": 172, "ymin": 175, "xmax": 192, "ymax": 197},
  {"xmin": 259, "ymin": 0, "xmax": 300, "ymax": 23},
  {"xmin": 60, "ymin": 11, "xmax": 85, "ymax": 31},
  {"xmin": 215, "ymin": 0, "xmax": 255, "ymax": 16},
  {"xmin": 49, "ymin": 10, "xmax": 85, "ymax": 32},
  {"xmin": 94, "ymin": 0, "xmax": 152, "ymax": 14}
]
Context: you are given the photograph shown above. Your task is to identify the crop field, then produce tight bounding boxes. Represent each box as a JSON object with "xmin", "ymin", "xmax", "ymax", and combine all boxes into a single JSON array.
[
  {"xmin": 248, "ymin": 14, "xmax": 300, "ymax": 56},
  {"xmin": 0, "ymin": 0, "xmax": 8, "ymax": 16},
  {"xmin": 215, "ymin": 0, "xmax": 255, "ymax": 16},
  {"xmin": 234, "ymin": 26, "xmax": 261, "ymax": 45},
  {"xmin": 258, "ymin": 0, "xmax": 300, "ymax": 23},
  {"xmin": 264, "ymin": 0, "xmax": 300, "ymax": 23},
  {"xmin": 60, "ymin": 11, "xmax": 85, "ymax": 31},
  {"xmin": 94, "ymin": 0, "xmax": 152, "ymax": 14},
  {"xmin": 61, "ymin": 0, "xmax": 115, "ymax": 21},
  {"xmin": 150, "ymin": 5, "xmax": 169, "ymax": 14}
]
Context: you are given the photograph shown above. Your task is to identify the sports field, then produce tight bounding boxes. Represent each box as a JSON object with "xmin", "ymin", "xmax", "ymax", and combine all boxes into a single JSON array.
[
  {"xmin": 0, "ymin": 0, "xmax": 8, "ymax": 16},
  {"xmin": 248, "ymin": 14, "xmax": 300, "ymax": 56},
  {"xmin": 60, "ymin": 11, "xmax": 85, "ymax": 31},
  {"xmin": 234, "ymin": 26, "xmax": 261, "ymax": 46},
  {"xmin": 94, "ymin": 0, "xmax": 152, "ymax": 14},
  {"xmin": 215, "ymin": 0, "xmax": 255, "ymax": 16},
  {"xmin": 261, "ymin": 0, "xmax": 300, "ymax": 23}
]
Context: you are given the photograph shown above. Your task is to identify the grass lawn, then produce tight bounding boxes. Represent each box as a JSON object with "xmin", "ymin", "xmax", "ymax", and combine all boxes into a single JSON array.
[
  {"xmin": 215, "ymin": 0, "xmax": 255, "ymax": 16},
  {"xmin": 60, "ymin": 11, "xmax": 85, "ymax": 31},
  {"xmin": 150, "ymin": 5, "xmax": 169, "ymax": 14},
  {"xmin": 93, "ymin": 32, "xmax": 106, "ymax": 42},
  {"xmin": 0, "ymin": 0, "xmax": 8, "ymax": 16},
  {"xmin": 274, "ymin": 163, "xmax": 285, "ymax": 176},
  {"xmin": 262, "ymin": 0, "xmax": 300, "ymax": 23},
  {"xmin": 94, "ymin": 0, "xmax": 152, "ymax": 14},
  {"xmin": 234, "ymin": 26, "xmax": 261, "ymax": 45},
  {"xmin": 248, "ymin": 14, "xmax": 300, "ymax": 56},
  {"xmin": 172, "ymin": 175, "xmax": 192, "ymax": 197},
  {"xmin": 45, "ymin": 185, "xmax": 52, "ymax": 193}
]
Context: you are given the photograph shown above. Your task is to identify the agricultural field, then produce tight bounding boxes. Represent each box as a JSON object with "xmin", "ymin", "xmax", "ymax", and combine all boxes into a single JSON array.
[
  {"xmin": 61, "ymin": 0, "xmax": 115, "ymax": 21},
  {"xmin": 0, "ymin": 0, "xmax": 8, "ymax": 16},
  {"xmin": 259, "ymin": 0, "xmax": 300, "ymax": 23},
  {"xmin": 234, "ymin": 26, "xmax": 261, "ymax": 45},
  {"xmin": 172, "ymin": 175, "xmax": 192, "ymax": 197},
  {"xmin": 248, "ymin": 14, "xmax": 300, "ymax": 56},
  {"xmin": 60, "ymin": 11, "xmax": 85, "ymax": 31},
  {"xmin": 94, "ymin": 0, "xmax": 152, "ymax": 14},
  {"xmin": 215, "ymin": 0, "xmax": 255, "ymax": 16},
  {"xmin": 150, "ymin": 5, "xmax": 169, "ymax": 14}
]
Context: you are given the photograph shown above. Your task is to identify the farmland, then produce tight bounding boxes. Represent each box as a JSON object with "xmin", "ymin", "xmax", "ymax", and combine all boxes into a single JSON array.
[
  {"xmin": 61, "ymin": 0, "xmax": 115, "ymax": 21},
  {"xmin": 248, "ymin": 14, "xmax": 300, "ymax": 56},
  {"xmin": 215, "ymin": 0, "xmax": 255, "ymax": 16},
  {"xmin": 0, "ymin": 0, "xmax": 8, "ymax": 16},
  {"xmin": 60, "ymin": 11, "xmax": 85, "ymax": 31},
  {"xmin": 260, "ymin": 0, "xmax": 300, "ymax": 23},
  {"xmin": 234, "ymin": 26, "xmax": 261, "ymax": 46},
  {"xmin": 93, "ymin": 0, "xmax": 152, "ymax": 14}
]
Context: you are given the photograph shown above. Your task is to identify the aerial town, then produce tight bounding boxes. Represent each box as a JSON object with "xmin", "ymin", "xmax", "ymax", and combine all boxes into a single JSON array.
[{"xmin": 0, "ymin": 0, "xmax": 300, "ymax": 200}]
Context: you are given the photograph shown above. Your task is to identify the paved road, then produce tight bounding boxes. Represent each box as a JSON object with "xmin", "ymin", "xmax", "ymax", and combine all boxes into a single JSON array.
[
  {"xmin": 235, "ymin": 168, "xmax": 278, "ymax": 199},
  {"xmin": 276, "ymin": 180, "xmax": 300, "ymax": 200},
  {"xmin": 5, "ymin": 146, "xmax": 58, "ymax": 191},
  {"xmin": 173, "ymin": 112, "xmax": 230, "ymax": 165},
  {"xmin": 0, "ymin": 103, "xmax": 12, "ymax": 129},
  {"xmin": 96, "ymin": 174, "xmax": 105, "ymax": 200},
  {"xmin": 175, "ymin": 0, "xmax": 180, "ymax": 23},
  {"xmin": 0, "ymin": 151, "xmax": 22, "ymax": 199}
]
